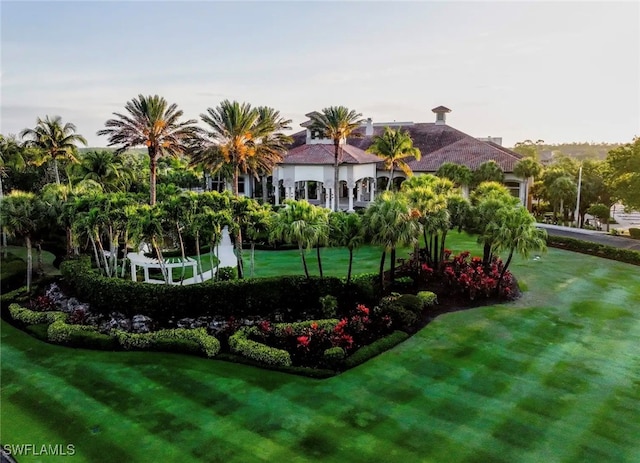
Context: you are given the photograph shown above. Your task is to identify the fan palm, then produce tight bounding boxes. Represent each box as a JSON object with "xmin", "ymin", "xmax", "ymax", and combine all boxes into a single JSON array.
[
  {"xmin": 20, "ymin": 115, "xmax": 87, "ymax": 184},
  {"xmin": 368, "ymin": 127, "xmax": 421, "ymax": 191},
  {"xmin": 309, "ymin": 106, "xmax": 363, "ymax": 211},
  {"xmin": 364, "ymin": 191, "xmax": 420, "ymax": 287},
  {"xmin": 97, "ymin": 94, "xmax": 199, "ymax": 205},
  {"xmin": 329, "ymin": 211, "xmax": 364, "ymax": 283},
  {"xmin": 69, "ymin": 150, "xmax": 134, "ymax": 192},
  {"xmin": 514, "ymin": 158, "xmax": 543, "ymax": 210},
  {"xmin": 472, "ymin": 160, "xmax": 505, "ymax": 187}
]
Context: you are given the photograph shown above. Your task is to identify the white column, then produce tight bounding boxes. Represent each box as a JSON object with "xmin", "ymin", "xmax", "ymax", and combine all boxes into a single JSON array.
[
  {"xmin": 275, "ymin": 181, "xmax": 280, "ymax": 205},
  {"xmin": 347, "ymin": 181, "xmax": 355, "ymax": 212},
  {"xmin": 357, "ymin": 181, "xmax": 363, "ymax": 202},
  {"xmin": 304, "ymin": 181, "xmax": 309, "ymax": 200},
  {"xmin": 325, "ymin": 188, "xmax": 331, "ymax": 209},
  {"xmin": 143, "ymin": 267, "xmax": 150, "ymax": 282},
  {"xmin": 131, "ymin": 262, "xmax": 137, "ymax": 282},
  {"xmin": 317, "ymin": 183, "xmax": 322, "ymax": 201},
  {"xmin": 371, "ymin": 180, "xmax": 376, "ymax": 201}
]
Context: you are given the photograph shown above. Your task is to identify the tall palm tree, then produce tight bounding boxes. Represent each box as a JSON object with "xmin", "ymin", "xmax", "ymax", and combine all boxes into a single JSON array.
[
  {"xmin": 489, "ymin": 206, "xmax": 547, "ymax": 292},
  {"xmin": 97, "ymin": 94, "xmax": 199, "ymax": 205},
  {"xmin": 0, "ymin": 191, "xmax": 42, "ymax": 291},
  {"xmin": 20, "ymin": 115, "xmax": 87, "ymax": 184},
  {"xmin": 245, "ymin": 205, "xmax": 272, "ymax": 278},
  {"xmin": 199, "ymin": 100, "xmax": 290, "ymax": 278},
  {"xmin": 548, "ymin": 176, "xmax": 576, "ymax": 223},
  {"xmin": 368, "ymin": 127, "xmax": 421, "ymax": 191},
  {"xmin": 364, "ymin": 191, "xmax": 420, "ymax": 287},
  {"xmin": 329, "ymin": 211, "xmax": 364, "ymax": 283},
  {"xmin": 270, "ymin": 200, "xmax": 323, "ymax": 278},
  {"xmin": 309, "ymin": 106, "xmax": 364, "ymax": 211}
]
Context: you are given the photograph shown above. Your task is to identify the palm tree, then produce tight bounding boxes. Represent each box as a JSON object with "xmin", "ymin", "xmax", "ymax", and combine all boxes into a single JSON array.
[
  {"xmin": 0, "ymin": 191, "xmax": 42, "ymax": 291},
  {"xmin": 329, "ymin": 211, "xmax": 364, "ymax": 283},
  {"xmin": 514, "ymin": 158, "xmax": 542, "ymax": 210},
  {"xmin": 364, "ymin": 191, "xmax": 420, "ymax": 287},
  {"xmin": 68, "ymin": 150, "xmax": 134, "ymax": 192},
  {"xmin": 97, "ymin": 94, "xmax": 199, "ymax": 205},
  {"xmin": 128, "ymin": 204, "xmax": 169, "ymax": 283},
  {"xmin": 472, "ymin": 160, "xmax": 504, "ymax": 187},
  {"xmin": 436, "ymin": 162, "xmax": 473, "ymax": 188},
  {"xmin": 489, "ymin": 206, "xmax": 547, "ymax": 293},
  {"xmin": 20, "ymin": 115, "xmax": 87, "ymax": 184},
  {"xmin": 245, "ymin": 205, "xmax": 272, "ymax": 278},
  {"xmin": 309, "ymin": 107, "xmax": 364, "ymax": 211},
  {"xmin": 199, "ymin": 100, "xmax": 290, "ymax": 277},
  {"xmin": 548, "ymin": 176, "xmax": 576, "ymax": 223},
  {"xmin": 312, "ymin": 206, "xmax": 330, "ymax": 278},
  {"xmin": 270, "ymin": 200, "xmax": 322, "ymax": 278},
  {"xmin": 368, "ymin": 127, "xmax": 421, "ymax": 191}
]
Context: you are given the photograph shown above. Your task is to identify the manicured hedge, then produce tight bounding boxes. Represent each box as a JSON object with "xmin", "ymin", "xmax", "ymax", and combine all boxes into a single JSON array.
[
  {"xmin": 629, "ymin": 228, "xmax": 640, "ymax": 240},
  {"xmin": 114, "ymin": 328, "xmax": 220, "ymax": 357},
  {"xmin": 9, "ymin": 304, "xmax": 66, "ymax": 325},
  {"xmin": 546, "ymin": 235, "xmax": 640, "ymax": 266},
  {"xmin": 344, "ymin": 331, "xmax": 410, "ymax": 369},
  {"xmin": 229, "ymin": 326, "xmax": 292, "ymax": 367},
  {"xmin": 60, "ymin": 258, "xmax": 379, "ymax": 321}
]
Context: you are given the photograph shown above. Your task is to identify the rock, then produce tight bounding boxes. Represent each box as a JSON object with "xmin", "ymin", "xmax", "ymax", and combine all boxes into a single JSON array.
[
  {"xmin": 177, "ymin": 318, "xmax": 195, "ymax": 329},
  {"xmin": 132, "ymin": 314, "xmax": 153, "ymax": 333},
  {"xmin": 66, "ymin": 297, "xmax": 82, "ymax": 313}
]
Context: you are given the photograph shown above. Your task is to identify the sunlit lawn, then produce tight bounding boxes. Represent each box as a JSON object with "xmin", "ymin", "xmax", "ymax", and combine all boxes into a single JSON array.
[{"xmin": 2, "ymin": 234, "xmax": 640, "ymax": 462}]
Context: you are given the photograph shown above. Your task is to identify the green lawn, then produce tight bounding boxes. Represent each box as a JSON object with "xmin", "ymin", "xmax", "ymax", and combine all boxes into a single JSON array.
[{"xmin": 2, "ymin": 243, "xmax": 640, "ymax": 462}]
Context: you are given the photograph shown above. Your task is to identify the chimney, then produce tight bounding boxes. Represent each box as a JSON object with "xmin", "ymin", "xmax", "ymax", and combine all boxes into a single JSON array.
[
  {"xmin": 431, "ymin": 106, "xmax": 451, "ymax": 125},
  {"xmin": 365, "ymin": 117, "xmax": 373, "ymax": 136}
]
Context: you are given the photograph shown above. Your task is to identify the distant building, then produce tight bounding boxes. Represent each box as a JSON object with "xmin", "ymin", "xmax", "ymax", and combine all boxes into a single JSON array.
[{"xmin": 235, "ymin": 106, "xmax": 526, "ymax": 210}]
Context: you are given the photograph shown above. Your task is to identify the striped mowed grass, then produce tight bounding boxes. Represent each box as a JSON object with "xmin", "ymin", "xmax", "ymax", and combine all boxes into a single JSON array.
[{"xmin": 1, "ymin": 242, "xmax": 640, "ymax": 462}]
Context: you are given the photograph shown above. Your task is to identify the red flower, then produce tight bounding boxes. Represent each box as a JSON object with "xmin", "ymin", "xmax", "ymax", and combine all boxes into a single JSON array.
[
  {"xmin": 259, "ymin": 320, "xmax": 271, "ymax": 333},
  {"xmin": 310, "ymin": 322, "xmax": 318, "ymax": 330},
  {"xmin": 334, "ymin": 318, "xmax": 348, "ymax": 333},
  {"xmin": 297, "ymin": 336, "xmax": 310, "ymax": 349},
  {"xmin": 357, "ymin": 304, "xmax": 370, "ymax": 315},
  {"xmin": 284, "ymin": 325, "xmax": 293, "ymax": 336}
]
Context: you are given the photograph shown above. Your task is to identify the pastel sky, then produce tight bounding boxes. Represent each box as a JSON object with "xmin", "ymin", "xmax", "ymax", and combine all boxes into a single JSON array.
[{"xmin": 1, "ymin": 1, "xmax": 638, "ymax": 148}]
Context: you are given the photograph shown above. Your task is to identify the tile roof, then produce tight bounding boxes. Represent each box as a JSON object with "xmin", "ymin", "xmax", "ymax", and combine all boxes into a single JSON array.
[
  {"xmin": 285, "ymin": 122, "xmax": 523, "ymax": 173},
  {"xmin": 281, "ymin": 143, "xmax": 383, "ymax": 165}
]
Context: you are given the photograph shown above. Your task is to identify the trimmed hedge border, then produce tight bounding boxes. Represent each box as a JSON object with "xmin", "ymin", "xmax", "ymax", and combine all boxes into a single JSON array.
[
  {"xmin": 7, "ymin": 303, "xmax": 220, "ymax": 357},
  {"xmin": 546, "ymin": 235, "xmax": 640, "ymax": 266},
  {"xmin": 344, "ymin": 330, "xmax": 410, "ymax": 369},
  {"xmin": 60, "ymin": 258, "xmax": 379, "ymax": 321}
]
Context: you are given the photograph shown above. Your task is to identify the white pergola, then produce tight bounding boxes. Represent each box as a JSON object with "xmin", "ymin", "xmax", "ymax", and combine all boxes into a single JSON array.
[{"xmin": 127, "ymin": 253, "xmax": 203, "ymax": 285}]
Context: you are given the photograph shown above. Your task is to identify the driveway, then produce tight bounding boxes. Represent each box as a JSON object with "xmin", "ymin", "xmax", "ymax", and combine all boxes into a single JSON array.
[{"xmin": 537, "ymin": 224, "xmax": 640, "ymax": 251}]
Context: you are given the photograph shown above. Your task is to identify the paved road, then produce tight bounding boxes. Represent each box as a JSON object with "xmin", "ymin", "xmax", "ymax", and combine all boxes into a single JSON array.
[{"xmin": 537, "ymin": 224, "xmax": 640, "ymax": 251}]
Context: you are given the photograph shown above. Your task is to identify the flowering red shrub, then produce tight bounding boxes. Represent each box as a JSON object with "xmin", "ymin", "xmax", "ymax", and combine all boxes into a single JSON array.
[
  {"xmin": 249, "ymin": 303, "xmax": 395, "ymax": 368},
  {"xmin": 442, "ymin": 252, "xmax": 513, "ymax": 300},
  {"xmin": 28, "ymin": 295, "xmax": 57, "ymax": 312}
]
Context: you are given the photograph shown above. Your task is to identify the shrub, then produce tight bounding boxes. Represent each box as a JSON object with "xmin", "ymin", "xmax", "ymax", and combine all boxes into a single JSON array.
[
  {"xmin": 216, "ymin": 266, "xmax": 237, "ymax": 281},
  {"xmin": 61, "ymin": 258, "xmax": 351, "ymax": 322},
  {"xmin": 323, "ymin": 346, "xmax": 346, "ymax": 368},
  {"xmin": 442, "ymin": 251, "xmax": 513, "ymax": 299},
  {"xmin": 319, "ymin": 295, "xmax": 338, "ymax": 318},
  {"xmin": 228, "ymin": 327, "xmax": 292, "ymax": 367},
  {"xmin": 392, "ymin": 276, "xmax": 414, "ymax": 292},
  {"xmin": 48, "ymin": 320, "xmax": 98, "ymax": 344},
  {"xmin": 9, "ymin": 304, "xmax": 65, "ymax": 326},
  {"xmin": 374, "ymin": 295, "xmax": 418, "ymax": 330},
  {"xmin": 611, "ymin": 229, "xmax": 620, "ymax": 236},
  {"xmin": 344, "ymin": 331, "xmax": 410, "ymax": 369},
  {"xmin": 115, "ymin": 328, "xmax": 220, "ymax": 358},
  {"xmin": 629, "ymin": 228, "xmax": 640, "ymax": 240},
  {"xmin": 546, "ymin": 235, "xmax": 640, "ymax": 266},
  {"xmin": 417, "ymin": 291, "xmax": 438, "ymax": 308},
  {"xmin": 395, "ymin": 294, "xmax": 424, "ymax": 314}
]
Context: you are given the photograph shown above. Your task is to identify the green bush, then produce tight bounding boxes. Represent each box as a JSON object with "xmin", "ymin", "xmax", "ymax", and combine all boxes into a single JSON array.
[
  {"xmin": 115, "ymin": 328, "xmax": 220, "ymax": 358},
  {"xmin": 61, "ymin": 258, "xmax": 357, "ymax": 322},
  {"xmin": 345, "ymin": 331, "xmax": 410, "ymax": 369},
  {"xmin": 546, "ymin": 235, "xmax": 640, "ymax": 266},
  {"xmin": 396, "ymin": 294, "xmax": 424, "ymax": 314},
  {"xmin": 323, "ymin": 346, "xmax": 346, "ymax": 368},
  {"xmin": 9, "ymin": 304, "xmax": 66, "ymax": 325},
  {"xmin": 48, "ymin": 320, "xmax": 99, "ymax": 344},
  {"xmin": 272, "ymin": 319, "xmax": 339, "ymax": 337},
  {"xmin": 392, "ymin": 276, "xmax": 414, "ymax": 291},
  {"xmin": 629, "ymin": 228, "xmax": 640, "ymax": 239},
  {"xmin": 417, "ymin": 291, "xmax": 438, "ymax": 308},
  {"xmin": 319, "ymin": 295, "xmax": 338, "ymax": 318},
  {"xmin": 25, "ymin": 323, "xmax": 50, "ymax": 341},
  {"xmin": 216, "ymin": 266, "xmax": 237, "ymax": 281},
  {"xmin": 374, "ymin": 294, "xmax": 419, "ymax": 329},
  {"xmin": 344, "ymin": 273, "xmax": 380, "ymax": 306},
  {"xmin": 228, "ymin": 327, "xmax": 292, "ymax": 367}
]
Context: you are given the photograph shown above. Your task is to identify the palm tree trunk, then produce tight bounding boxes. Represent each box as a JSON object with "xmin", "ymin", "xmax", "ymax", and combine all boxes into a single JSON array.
[
  {"xmin": 334, "ymin": 142, "xmax": 340, "ymax": 212},
  {"xmin": 53, "ymin": 158, "xmax": 61, "ymax": 185},
  {"xmin": 215, "ymin": 242, "xmax": 220, "ymax": 280},
  {"xmin": 89, "ymin": 235, "xmax": 101, "ymax": 271},
  {"xmin": 232, "ymin": 164, "xmax": 245, "ymax": 279},
  {"xmin": 35, "ymin": 241, "xmax": 43, "ymax": 276},
  {"xmin": 438, "ymin": 230, "xmax": 448, "ymax": 272},
  {"xmin": 96, "ymin": 232, "xmax": 111, "ymax": 277},
  {"xmin": 390, "ymin": 247, "xmax": 397, "ymax": 283},
  {"xmin": 379, "ymin": 250, "xmax": 386, "ymax": 289},
  {"xmin": 195, "ymin": 232, "xmax": 204, "ymax": 283},
  {"xmin": 387, "ymin": 167, "xmax": 394, "ymax": 191},
  {"xmin": 496, "ymin": 249, "xmax": 514, "ymax": 296},
  {"xmin": 483, "ymin": 242, "xmax": 492, "ymax": 267},
  {"xmin": 347, "ymin": 248, "xmax": 354, "ymax": 283},
  {"xmin": 299, "ymin": 243, "xmax": 309, "ymax": 278},
  {"xmin": 65, "ymin": 226, "xmax": 73, "ymax": 256},
  {"xmin": 121, "ymin": 230, "xmax": 129, "ymax": 278},
  {"xmin": 209, "ymin": 240, "xmax": 215, "ymax": 281},
  {"xmin": 316, "ymin": 244, "xmax": 323, "ymax": 278},
  {"xmin": 152, "ymin": 237, "xmax": 169, "ymax": 284},
  {"xmin": 177, "ymin": 223, "xmax": 186, "ymax": 285},
  {"xmin": 149, "ymin": 151, "xmax": 157, "ymax": 205},
  {"xmin": 25, "ymin": 236, "xmax": 32, "ymax": 292}
]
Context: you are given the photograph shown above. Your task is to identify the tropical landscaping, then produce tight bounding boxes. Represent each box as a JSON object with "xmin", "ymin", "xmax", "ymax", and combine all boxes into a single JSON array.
[{"xmin": 1, "ymin": 96, "xmax": 640, "ymax": 461}]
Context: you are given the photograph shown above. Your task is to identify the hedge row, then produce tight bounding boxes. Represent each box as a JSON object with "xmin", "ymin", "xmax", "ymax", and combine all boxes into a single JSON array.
[
  {"xmin": 546, "ymin": 235, "xmax": 640, "ymax": 266},
  {"xmin": 60, "ymin": 258, "xmax": 379, "ymax": 321},
  {"xmin": 229, "ymin": 326, "xmax": 292, "ymax": 367},
  {"xmin": 7, "ymin": 303, "xmax": 220, "ymax": 356},
  {"xmin": 344, "ymin": 331, "xmax": 410, "ymax": 369}
]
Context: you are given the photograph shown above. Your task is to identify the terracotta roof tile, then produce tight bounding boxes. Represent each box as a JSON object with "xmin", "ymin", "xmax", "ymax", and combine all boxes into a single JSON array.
[{"xmin": 281, "ymin": 143, "xmax": 382, "ymax": 165}]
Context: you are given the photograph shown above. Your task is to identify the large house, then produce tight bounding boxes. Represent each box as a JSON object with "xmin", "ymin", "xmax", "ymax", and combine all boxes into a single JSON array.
[{"xmin": 227, "ymin": 106, "xmax": 526, "ymax": 211}]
